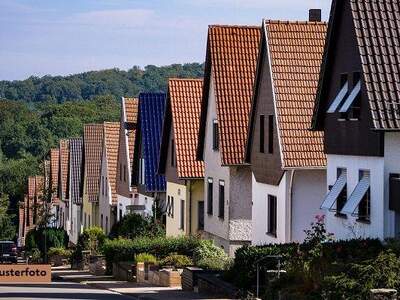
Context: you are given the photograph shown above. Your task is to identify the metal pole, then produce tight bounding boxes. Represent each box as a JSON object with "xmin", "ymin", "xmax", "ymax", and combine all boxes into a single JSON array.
[{"xmin": 256, "ymin": 262, "xmax": 260, "ymax": 298}]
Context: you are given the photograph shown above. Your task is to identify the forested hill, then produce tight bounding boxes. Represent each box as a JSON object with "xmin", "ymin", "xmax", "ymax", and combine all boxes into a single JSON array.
[
  {"xmin": 0, "ymin": 63, "xmax": 203, "ymax": 238},
  {"xmin": 0, "ymin": 63, "xmax": 204, "ymax": 103}
]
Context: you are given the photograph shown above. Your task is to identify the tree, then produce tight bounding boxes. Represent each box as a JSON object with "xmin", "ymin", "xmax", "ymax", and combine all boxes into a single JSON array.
[{"xmin": 0, "ymin": 193, "xmax": 16, "ymax": 240}]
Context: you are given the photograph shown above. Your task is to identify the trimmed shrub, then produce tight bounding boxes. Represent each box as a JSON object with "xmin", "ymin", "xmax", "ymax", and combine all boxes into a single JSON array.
[
  {"xmin": 102, "ymin": 236, "xmax": 201, "ymax": 273},
  {"xmin": 159, "ymin": 254, "xmax": 193, "ymax": 269},
  {"xmin": 135, "ymin": 253, "xmax": 157, "ymax": 264},
  {"xmin": 109, "ymin": 214, "xmax": 165, "ymax": 239},
  {"xmin": 193, "ymin": 240, "xmax": 231, "ymax": 271},
  {"xmin": 48, "ymin": 247, "xmax": 72, "ymax": 258},
  {"xmin": 71, "ymin": 227, "xmax": 106, "ymax": 264}
]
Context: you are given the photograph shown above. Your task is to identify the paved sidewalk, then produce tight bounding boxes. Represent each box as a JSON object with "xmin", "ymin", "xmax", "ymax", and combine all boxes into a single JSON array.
[{"xmin": 52, "ymin": 268, "xmax": 233, "ymax": 300}]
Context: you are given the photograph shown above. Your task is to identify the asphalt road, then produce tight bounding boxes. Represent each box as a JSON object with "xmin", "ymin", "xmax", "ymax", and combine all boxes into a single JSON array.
[{"xmin": 0, "ymin": 281, "xmax": 133, "ymax": 299}]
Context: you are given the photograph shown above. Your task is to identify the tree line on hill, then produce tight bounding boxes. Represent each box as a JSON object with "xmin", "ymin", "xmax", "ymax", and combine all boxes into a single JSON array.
[{"xmin": 0, "ymin": 63, "xmax": 204, "ymax": 239}]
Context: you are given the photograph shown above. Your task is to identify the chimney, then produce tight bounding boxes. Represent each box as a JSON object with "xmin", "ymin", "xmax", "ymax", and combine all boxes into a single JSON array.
[{"xmin": 309, "ymin": 9, "xmax": 322, "ymax": 22}]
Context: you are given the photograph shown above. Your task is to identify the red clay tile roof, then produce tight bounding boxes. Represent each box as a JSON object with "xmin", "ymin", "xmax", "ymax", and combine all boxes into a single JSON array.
[
  {"xmin": 28, "ymin": 177, "xmax": 36, "ymax": 199},
  {"xmin": 169, "ymin": 78, "xmax": 205, "ymax": 178},
  {"xmin": 199, "ymin": 25, "xmax": 261, "ymax": 165},
  {"xmin": 350, "ymin": 0, "xmax": 400, "ymax": 129},
  {"xmin": 59, "ymin": 139, "xmax": 70, "ymax": 200},
  {"xmin": 84, "ymin": 124, "xmax": 104, "ymax": 203},
  {"xmin": 50, "ymin": 148, "xmax": 59, "ymax": 201},
  {"xmin": 266, "ymin": 21, "xmax": 327, "ymax": 168},
  {"xmin": 123, "ymin": 98, "xmax": 139, "ymax": 163},
  {"xmin": 35, "ymin": 176, "xmax": 44, "ymax": 198},
  {"xmin": 104, "ymin": 122, "xmax": 120, "ymax": 205}
]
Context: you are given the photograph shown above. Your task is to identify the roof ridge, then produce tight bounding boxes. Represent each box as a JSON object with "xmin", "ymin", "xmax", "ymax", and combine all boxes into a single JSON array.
[
  {"xmin": 169, "ymin": 78, "xmax": 203, "ymax": 82},
  {"xmin": 265, "ymin": 19, "xmax": 327, "ymax": 25},
  {"xmin": 209, "ymin": 24, "xmax": 259, "ymax": 29}
]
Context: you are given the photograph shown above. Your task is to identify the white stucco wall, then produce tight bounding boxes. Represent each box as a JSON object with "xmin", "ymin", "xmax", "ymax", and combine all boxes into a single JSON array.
[
  {"xmin": 252, "ymin": 172, "xmax": 288, "ymax": 245},
  {"xmin": 384, "ymin": 132, "xmax": 400, "ymax": 238},
  {"xmin": 203, "ymin": 76, "xmax": 230, "ymax": 244},
  {"xmin": 325, "ymin": 154, "xmax": 385, "ymax": 240},
  {"xmin": 166, "ymin": 182, "xmax": 186, "ymax": 237},
  {"xmin": 291, "ymin": 169, "xmax": 326, "ymax": 241},
  {"xmin": 202, "ymin": 75, "xmax": 252, "ymax": 256},
  {"xmin": 99, "ymin": 149, "xmax": 112, "ymax": 234}
]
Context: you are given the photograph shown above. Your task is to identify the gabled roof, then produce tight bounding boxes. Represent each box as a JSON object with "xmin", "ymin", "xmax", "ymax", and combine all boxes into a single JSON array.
[
  {"xmin": 197, "ymin": 25, "xmax": 261, "ymax": 165},
  {"xmin": 50, "ymin": 148, "xmax": 59, "ymax": 200},
  {"xmin": 83, "ymin": 124, "xmax": 104, "ymax": 203},
  {"xmin": 122, "ymin": 97, "xmax": 139, "ymax": 163},
  {"xmin": 159, "ymin": 79, "xmax": 205, "ymax": 179},
  {"xmin": 139, "ymin": 93, "xmax": 166, "ymax": 192},
  {"xmin": 69, "ymin": 138, "xmax": 83, "ymax": 205},
  {"xmin": 103, "ymin": 122, "xmax": 120, "ymax": 204},
  {"xmin": 312, "ymin": 0, "xmax": 400, "ymax": 130},
  {"xmin": 248, "ymin": 20, "xmax": 327, "ymax": 168},
  {"xmin": 59, "ymin": 139, "xmax": 70, "ymax": 200}
]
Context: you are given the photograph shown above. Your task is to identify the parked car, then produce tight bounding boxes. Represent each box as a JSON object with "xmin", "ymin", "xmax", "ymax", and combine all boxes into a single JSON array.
[{"xmin": 0, "ymin": 241, "xmax": 18, "ymax": 263}]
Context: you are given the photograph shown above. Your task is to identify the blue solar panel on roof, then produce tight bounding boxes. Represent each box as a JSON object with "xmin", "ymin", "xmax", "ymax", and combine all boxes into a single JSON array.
[{"xmin": 139, "ymin": 93, "xmax": 166, "ymax": 192}]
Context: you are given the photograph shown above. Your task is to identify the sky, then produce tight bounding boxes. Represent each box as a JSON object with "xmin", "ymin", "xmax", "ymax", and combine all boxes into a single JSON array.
[{"xmin": 0, "ymin": 0, "xmax": 332, "ymax": 81}]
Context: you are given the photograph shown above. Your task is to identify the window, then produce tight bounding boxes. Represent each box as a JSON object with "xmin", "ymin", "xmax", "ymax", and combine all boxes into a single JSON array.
[
  {"xmin": 123, "ymin": 165, "xmax": 126, "ymax": 182},
  {"xmin": 267, "ymin": 195, "xmax": 277, "ymax": 236},
  {"xmin": 358, "ymin": 186, "xmax": 371, "ymax": 222},
  {"xmin": 119, "ymin": 163, "xmax": 122, "ymax": 181},
  {"xmin": 218, "ymin": 181, "xmax": 225, "ymax": 219},
  {"xmin": 390, "ymin": 174, "xmax": 400, "ymax": 213},
  {"xmin": 268, "ymin": 115, "xmax": 274, "ymax": 154},
  {"xmin": 180, "ymin": 200, "xmax": 185, "ymax": 230},
  {"xmin": 171, "ymin": 197, "xmax": 174, "ymax": 218},
  {"xmin": 105, "ymin": 216, "xmax": 108, "ymax": 234},
  {"xmin": 101, "ymin": 214, "xmax": 103, "ymax": 229},
  {"xmin": 207, "ymin": 178, "xmax": 213, "ymax": 215},
  {"xmin": 119, "ymin": 209, "xmax": 123, "ymax": 221},
  {"xmin": 198, "ymin": 201, "xmax": 204, "ymax": 230},
  {"xmin": 327, "ymin": 73, "xmax": 349, "ymax": 113},
  {"xmin": 259, "ymin": 115, "xmax": 265, "ymax": 153},
  {"xmin": 212, "ymin": 120, "xmax": 219, "ymax": 150},
  {"xmin": 105, "ymin": 177, "xmax": 108, "ymax": 196},
  {"xmin": 171, "ymin": 139, "xmax": 175, "ymax": 167},
  {"xmin": 102, "ymin": 176, "xmax": 104, "ymax": 195},
  {"xmin": 336, "ymin": 168, "xmax": 347, "ymax": 217},
  {"xmin": 84, "ymin": 213, "xmax": 87, "ymax": 228},
  {"xmin": 88, "ymin": 215, "xmax": 91, "ymax": 227}
]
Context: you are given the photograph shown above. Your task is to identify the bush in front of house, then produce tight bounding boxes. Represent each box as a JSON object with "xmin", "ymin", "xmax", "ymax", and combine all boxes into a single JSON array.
[
  {"xmin": 102, "ymin": 235, "xmax": 201, "ymax": 273},
  {"xmin": 109, "ymin": 214, "xmax": 165, "ymax": 240},
  {"xmin": 71, "ymin": 226, "xmax": 107, "ymax": 264},
  {"xmin": 135, "ymin": 253, "xmax": 158, "ymax": 264},
  {"xmin": 159, "ymin": 254, "xmax": 193, "ymax": 269},
  {"xmin": 228, "ymin": 215, "xmax": 389, "ymax": 299},
  {"xmin": 25, "ymin": 227, "xmax": 69, "ymax": 257},
  {"xmin": 193, "ymin": 240, "xmax": 232, "ymax": 271}
]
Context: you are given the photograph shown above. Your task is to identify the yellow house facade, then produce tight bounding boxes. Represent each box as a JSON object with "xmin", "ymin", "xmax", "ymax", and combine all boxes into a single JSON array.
[{"xmin": 159, "ymin": 79, "xmax": 205, "ymax": 237}]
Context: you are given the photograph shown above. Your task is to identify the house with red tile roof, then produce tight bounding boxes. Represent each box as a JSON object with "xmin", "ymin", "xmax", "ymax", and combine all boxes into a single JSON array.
[
  {"xmin": 197, "ymin": 25, "xmax": 260, "ymax": 256},
  {"xmin": 49, "ymin": 148, "xmax": 60, "ymax": 227},
  {"xmin": 99, "ymin": 122, "xmax": 120, "ymax": 234},
  {"xmin": 82, "ymin": 123, "xmax": 104, "ymax": 229},
  {"xmin": 58, "ymin": 139, "xmax": 70, "ymax": 230},
  {"xmin": 246, "ymin": 14, "xmax": 327, "ymax": 245},
  {"xmin": 116, "ymin": 98, "xmax": 143, "ymax": 221},
  {"xmin": 68, "ymin": 138, "xmax": 84, "ymax": 244},
  {"xmin": 159, "ymin": 78, "xmax": 205, "ymax": 237},
  {"xmin": 311, "ymin": 0, "xmax": 400, "ymax": 240}
]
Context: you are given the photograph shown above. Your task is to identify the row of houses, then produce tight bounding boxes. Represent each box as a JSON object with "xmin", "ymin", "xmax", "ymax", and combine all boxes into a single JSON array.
[{"xmin": 19, "ymin": 1, "xmax": 400, "ymax": 256}]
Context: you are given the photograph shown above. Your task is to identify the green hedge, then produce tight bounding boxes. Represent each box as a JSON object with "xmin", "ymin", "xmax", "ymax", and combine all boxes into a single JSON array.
[
  {"xmin": 25, "ymin": 227, "xmax": 69, "ymax": 255},
  {"xmin": 229, "ymin": 239, "xmax": 386, "ymax": 296},
  {"xmin": 102, "ymin": 236, "xmax": 201, "ymax": 272}
]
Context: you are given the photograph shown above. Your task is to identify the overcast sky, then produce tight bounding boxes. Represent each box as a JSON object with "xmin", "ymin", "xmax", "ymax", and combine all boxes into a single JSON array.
[{"xmin": 0, "ymin": 0, "xmax": 332, "ymax": 80}]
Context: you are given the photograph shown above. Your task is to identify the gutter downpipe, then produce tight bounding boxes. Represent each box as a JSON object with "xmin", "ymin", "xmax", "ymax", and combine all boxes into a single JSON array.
[
  {"xmin": 288, "ymin": 170, "xmax": 296, "ymax": 242},
  {"xmin": 188, "ymin": 181, "xmax": 192, "ymax": 235}
]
